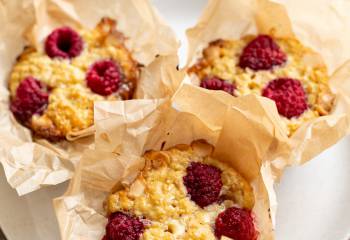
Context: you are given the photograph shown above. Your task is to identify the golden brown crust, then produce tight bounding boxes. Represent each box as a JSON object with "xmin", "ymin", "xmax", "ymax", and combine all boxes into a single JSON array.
[
  {"xmin": 188, "ymin": 35, "xmax": 335, "ymax": 136},
  {"xmin": 106, "ymin": 141, "xmax": 255, "ymax": 239},
  {"xmin": 9, "ymin": 18, "xmax": 140, "ymax": 141},
  {"xmin": 30, "ymin": 115, "xmax": 65, "ymax": 141}
]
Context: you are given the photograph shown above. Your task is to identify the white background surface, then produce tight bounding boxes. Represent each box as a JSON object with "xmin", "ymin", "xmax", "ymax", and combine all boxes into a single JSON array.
[{"xmin": 0, "ymin": 0, "xmax": 349, "ymax": 239}]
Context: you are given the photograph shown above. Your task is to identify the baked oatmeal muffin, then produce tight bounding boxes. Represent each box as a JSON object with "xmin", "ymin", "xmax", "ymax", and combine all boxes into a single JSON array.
[
  {"xmin": 9, "ymin": 18, "xmax": 140, "ymax": 141},
  {"xmin": 188, "ymin": 34, "xmax": 335, "ymax": 136},
  {"xmin": 104, "ymin": 142, "xmax": 257, "ymax": 240}
]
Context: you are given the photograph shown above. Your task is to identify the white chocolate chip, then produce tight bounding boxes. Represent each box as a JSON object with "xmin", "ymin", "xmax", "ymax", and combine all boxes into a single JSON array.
[{"xmin": 128, "ymin": 179, "xmax": 145, "ymax": 198}]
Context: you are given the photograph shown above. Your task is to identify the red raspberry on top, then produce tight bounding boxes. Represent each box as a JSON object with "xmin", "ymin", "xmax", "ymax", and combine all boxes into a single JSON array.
[
  {"xmin": 183, "ymin": 162, "xmax": 223, "ymax": 208},
  {"xmin": 262, "ymin": 78, "xmax": 308, "ymax": 119},
  {"xmin": 86, "ymin": 59, "xmax": 123, "ymax": 96},
  {"xmin": 239, "ymin": 35, "xmax": 287, "ymax": 71},
  {"xmin": 45, "ymin": 27, "xmax": 83, "ymax": 59},
  {"xmin": 104, "ymin": 212, "xmax": 144, "ymax": 240},
  {"xmin": 10, "ymin": 77, "xmax": 49, "ymax": 123},
  {"xmin": 215, "ymin": 207, "xmax": 257, "ymax": 240},
  {"xmin": 200, "ymin": 77, "xmax": 236, "ymax": 95}
]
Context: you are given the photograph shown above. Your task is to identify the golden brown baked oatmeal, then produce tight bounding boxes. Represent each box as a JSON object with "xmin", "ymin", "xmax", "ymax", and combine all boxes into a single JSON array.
[
  {"xmin": 104, "ymin": 142, "xmax": 257, "ymax": 240},
  {"xmin": 9, "ymin": 18, "xmax": 140, "ymax": 141},
  {"xmin": 188, "ymin": 34, "xmax": 335, "ymax": 136}
]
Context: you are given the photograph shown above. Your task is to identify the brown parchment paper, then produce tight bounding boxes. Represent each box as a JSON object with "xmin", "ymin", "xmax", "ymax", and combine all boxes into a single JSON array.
[
  {"xmin": 185, "ymin": 0, "xmax": 350, "ymax": 166},
  {"xmin": 0, "ymin": 0, "xmax": 181, "ymax": 195},
  {"xmin": 54, "ymin": 83, "xmax": 290, "ymax": 240}
]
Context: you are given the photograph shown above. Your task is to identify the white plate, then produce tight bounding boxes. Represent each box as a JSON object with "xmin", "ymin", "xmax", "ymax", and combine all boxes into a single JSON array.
[{"xmin": 0, "ymin": 1, "xmax": 349, "ymax": 239}]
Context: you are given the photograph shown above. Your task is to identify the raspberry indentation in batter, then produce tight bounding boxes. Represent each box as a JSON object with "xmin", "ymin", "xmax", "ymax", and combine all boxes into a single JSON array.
[
  {"xmin": 200, "ymin": 77, "xmax": 236, "ymax": 95},
  {"xmin": 215, "ymin": 207, "xmax": 257, "ymax": 240},
  {"xmin": 103, "ymin": 212, "xmax": 144, "ymax": 240},
  {"xmin": 86, "ymin": 59, "xmax": 123, "ymax": 96},
  {"xmin": 10, "ymin": 77, "xmax": 49, "ymax": 123},
  {"xmin": 239, "ymin": 35, "xmax": 287, "ymax": 71},
  {"xmin": 183, "ymin": 162, "xmax": 223, "ymax": 208},
  {"xmin": 262, "ymin": 78, "xmax": 308, "ymax": 119},
  {"xmin": 45, "ymin": 27, "xmax": 83, "ymax": 59}
]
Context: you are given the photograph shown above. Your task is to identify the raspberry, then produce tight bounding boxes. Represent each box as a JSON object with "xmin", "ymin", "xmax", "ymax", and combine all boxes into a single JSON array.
[
  {"xmin": 10, "ymin": 77, "xmax": 49, "ymax": 123},
  {"xmin": 200, "ymin": 77, "xmax": 236, "ymax": 95},
  {"xmin": 239, "ymin": 35, "xmax": 286, "ymax": 71},
  {"xmin": 262, "ymin": 78, "xmax": 308, "ymax": 118},
  {"xmin": 215, "ymin": 207, "xmax": 257, "ymax": 240},
  {"xmin": 45, "ymin": 27, "xmax": 83, "ymax": 59},
  {"xmin": 104, "ymin": 212, "xmax": 144, "ymax": 240},
  {"xmin": 183, "ymin": 162, "xmax": 223, "ymax": 208},
  {"xmin": 86, "ymin": 59, "xmax": 122, "ymax": 96}
]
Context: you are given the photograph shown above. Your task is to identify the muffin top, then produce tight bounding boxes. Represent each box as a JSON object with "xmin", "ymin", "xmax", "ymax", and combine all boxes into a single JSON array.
[
  {"xmin": 188, "ymin": 34, "xmax": 335, "ymax": 136},
  {"xmin": 9, "ymin": 18, "xmax": 139, "ymax": 141},
  {"xmin": 105, "ymin": 142, "xmax": 257, "ymax": 240}
]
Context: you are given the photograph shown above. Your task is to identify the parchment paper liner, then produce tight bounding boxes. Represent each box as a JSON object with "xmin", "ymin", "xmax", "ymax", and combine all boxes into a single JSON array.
[
  {"xmin": 185, "ymin": 0, "xmax": 350, "ymax": 166},
  {"xmin": 0, "ymin": 0, "xmax": 182, "ymax": 195},
  {"xmin": 54, "ymin": 84, "xmax": 290, "ymax": 240}
]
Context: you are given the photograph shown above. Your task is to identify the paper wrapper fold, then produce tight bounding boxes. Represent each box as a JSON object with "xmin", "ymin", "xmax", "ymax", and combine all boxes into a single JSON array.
[
  {"xmin": 185, "ymin": 0, "xmax": 350, "ymax": 166},
  {"xmin": 0, "ymin": 0, "xmax": 181, "ymax": 195},
  {"xmin": 54, "ymin": 84, "xmax": 290, "ymax": 240}
]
